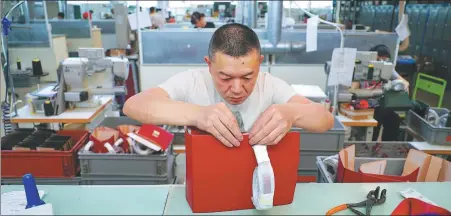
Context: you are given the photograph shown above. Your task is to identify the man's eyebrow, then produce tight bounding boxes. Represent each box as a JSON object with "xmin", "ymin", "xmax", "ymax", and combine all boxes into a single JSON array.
[
  {"xmin": 242, "ymin": 71, "xmax": 254, "ymax": 77},
  {"xmin": 219, "ymin": 71, "xmax": 231, "ymax": 77}
]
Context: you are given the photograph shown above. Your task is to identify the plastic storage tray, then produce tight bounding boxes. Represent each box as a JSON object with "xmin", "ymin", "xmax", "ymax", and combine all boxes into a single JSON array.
[
  {"xmin": 1, "ymin": 177, "xmax": 83, "ymax": 185},
  {"xmin": 1, "ymin": 130, "xmax": 89, "ymax": 178},
  {"xmin": 291, "ymin": 116, "xmax": 346, "ymax": 151},
  {"xmin": 316, "ymin": 156, "xmax": 407, "ymax": 183},
  {"xmin": 78, "ymin": 117, "xmax": 176, "ymax": 179},
  {"xmin": 406, "ymin": 108, "xmax": 451, "ymax": 145},
  {"xmin": 299, "ymin": 150, "xmax": 338, "ymax": 172}
]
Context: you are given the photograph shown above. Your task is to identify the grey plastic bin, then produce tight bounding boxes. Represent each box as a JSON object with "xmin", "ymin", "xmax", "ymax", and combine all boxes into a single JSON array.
[
  {"xmin": 292, "ymin": 116, "xmax": 346, "ymax": 151},
  {"xmin": 82, "ymin": 175, "xmax": 173, "ymax": 185},
  {"xmin": 316, "ymin": 156, "xmax": 407, "ymax": 183},
  {"xmin": 299, "ymin": 150, "xmax": 338, "ymax": 172},
  {"xmin": 1, "ymin": 177, "xmax": 82, "ymax": 185},
  {"xmin": 79, "ymin": 117, "xmax": 176, "ymax": 178},
  {"xmin": 406, "ymin": 108, "xmax": 451, "ymax": 145}
]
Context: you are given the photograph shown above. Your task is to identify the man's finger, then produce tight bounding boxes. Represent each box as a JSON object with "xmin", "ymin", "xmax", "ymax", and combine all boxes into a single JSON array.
[
  {"xmin": 249, "ymin": 119, "xmax": 278, "ymax": 145},
  {"xmin": 219, "ymin": 106, "xmax": 244, "ymax": 141},
  {"xmin": 249, "ymin": 109, "xmax": 273, "ymax": 138},
  {"xmin": 270, "ymin": 132, "xmax": 286, "ymax": 146},
  {"xmin": 259, "ymin": 125, "xmax": 284, "ymax": 145},
  {"xmin": 209, "ymin": 127, "xmax": 233, "ymax": 147},
  {"xmin": 214, "ymin": 117, "xmax": 240, "ymax": 146},
  {"xmin": 218, "ymin": 110, "xmax": 243, "ymax": 141}
]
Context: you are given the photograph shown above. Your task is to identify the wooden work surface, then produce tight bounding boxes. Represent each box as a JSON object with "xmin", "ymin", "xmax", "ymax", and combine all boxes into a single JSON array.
[
  {"xmin": 11, "ymin": 96, "xmax": 113, "ymax": 124},
  {"xmin": 336, "ymin": 114, "xmax": 378, "ymax": 127}
]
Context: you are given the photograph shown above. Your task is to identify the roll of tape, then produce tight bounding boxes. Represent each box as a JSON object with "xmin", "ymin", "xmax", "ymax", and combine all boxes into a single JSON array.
[{"xmin": 252, "ymin": 145, "xmax": 275, "ymax": 210}]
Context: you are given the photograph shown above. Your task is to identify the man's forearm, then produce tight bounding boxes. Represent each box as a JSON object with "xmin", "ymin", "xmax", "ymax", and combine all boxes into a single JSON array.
[
  {"xmin": 287, "ymin": 102, "xmax": 334, "ymax": 132},
  {"xmin": 123, "ymin": 94, "xmax": 202, "ymax": 127}
]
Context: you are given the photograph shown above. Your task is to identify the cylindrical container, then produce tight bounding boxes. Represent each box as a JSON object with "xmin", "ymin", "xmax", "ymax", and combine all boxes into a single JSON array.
[
  {"xmin": 43, "ymin": 100, "xmax": 54, "ymax": 116},
  {"xmin": 32, "ymin": 58, "xmax": 43, "ymax": 76},
  {"xmin": 17, "ymin": 58, "xmax": 22, "ymax": 70}
]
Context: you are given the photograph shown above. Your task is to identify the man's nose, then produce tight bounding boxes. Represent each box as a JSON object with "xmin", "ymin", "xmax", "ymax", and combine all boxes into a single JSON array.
[{"xmin": 230, "ymin": 79, "xmax": 242, "ymax": 94}]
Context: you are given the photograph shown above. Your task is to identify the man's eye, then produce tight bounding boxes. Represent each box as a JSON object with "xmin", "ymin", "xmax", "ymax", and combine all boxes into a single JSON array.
[
  {"xmin": 222, "ymin": 77, "xmax": 231, "ymax": 81},
  {"xmin": 244, "ymin": 77, "xmax": 252, "ymax": 80}
]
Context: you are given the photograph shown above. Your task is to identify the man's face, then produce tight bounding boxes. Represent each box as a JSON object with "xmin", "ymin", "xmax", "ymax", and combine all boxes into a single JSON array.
[
  {"xmin": 377, "ymin": 55, "xmax": 390, "ymax": 62},
  {"xmin": 205, "ymin": 50, "xmax": 263, "ymax": 105}
]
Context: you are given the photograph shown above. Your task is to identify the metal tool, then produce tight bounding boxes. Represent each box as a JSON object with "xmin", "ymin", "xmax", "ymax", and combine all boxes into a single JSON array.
[{"xmin": 326, "ymin": 186, "xmax": 387, "ymax": 216}]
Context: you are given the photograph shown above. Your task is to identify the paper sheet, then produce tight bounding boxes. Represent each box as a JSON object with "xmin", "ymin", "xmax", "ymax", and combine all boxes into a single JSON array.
[
  {"xmin": 306, "ymin": 16, "xmax": 319, "ymax": 52},
  {"xmin": 400, "ymin": 188, "xmax": 437, "ymax": 206},
  {"xmin": 395, "ymin": 14, "xmax": 410, "ymax": 41},
  {"xmin": 128, "ymin": 11, "xmax": 152, "ymax": 30},
  {"xmin": 327, "ymin": 48, "xmax": 357, "ymax": 87},
  {"xmin": 1, "ymin": 190, "xmax": 45, "ymax": 215}
]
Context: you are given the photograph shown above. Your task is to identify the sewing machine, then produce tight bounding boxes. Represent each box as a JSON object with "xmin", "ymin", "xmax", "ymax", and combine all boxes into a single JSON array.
[
  {"xmin": 325, "ymin": 51, "xmax": 411, "ymax": 111},
  {"xmin": 61, "ymin": 48, "xmax": 129, "ymax": 108}
]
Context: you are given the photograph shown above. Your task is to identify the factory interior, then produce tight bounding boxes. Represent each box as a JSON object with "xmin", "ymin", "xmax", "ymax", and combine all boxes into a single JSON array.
[{"xmin": 1, "ymin": 0, "xmax": 451, "ymax": 215}]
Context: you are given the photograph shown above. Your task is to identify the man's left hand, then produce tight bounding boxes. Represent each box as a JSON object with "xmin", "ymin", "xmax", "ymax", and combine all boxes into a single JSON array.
[
  {"xmin": 249, "ymin": 104, "xmax": 294, "ymax": 145},
  {"xmin": 402, "ymin": 79, "xmax": 410, "ymax": 94}
]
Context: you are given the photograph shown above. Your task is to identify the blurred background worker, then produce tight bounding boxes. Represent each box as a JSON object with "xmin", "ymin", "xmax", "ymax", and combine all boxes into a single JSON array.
[
  {"xmin": 351, "ymin": 44, "xmax": 410, "ymax": 142},
  {"xmin": 82, "ymin": 10, "xmax": 93, "ymax": 20},
  {"xmin": 149, "ymin": 7, "xmax": 165, "ymax": 29},
  {"xmin": 191, "ymin": 12, "xmax": 215, "ymax": 28},
  {"xmin": 55, "ymin": 12, "xmax": 64, "ymax": 20}
]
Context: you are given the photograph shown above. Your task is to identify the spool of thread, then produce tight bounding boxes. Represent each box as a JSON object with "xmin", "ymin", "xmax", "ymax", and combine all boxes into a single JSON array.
[
  {"xmin": 32, "ymin": 58, "xmax": 43, "ymax": 76},
  {"xmin": 43, "ymin": 100, "xmax": 54, "ymax": 116},
  {"xmin": 17, "ymin": 58, "xmax": 22, "ymax": 70}
]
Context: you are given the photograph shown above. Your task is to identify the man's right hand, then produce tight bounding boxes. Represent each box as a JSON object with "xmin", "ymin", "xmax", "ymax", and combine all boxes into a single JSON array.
[{"xmin": 195, "ymin": 103, "xmax": 243, "ymax": 147}]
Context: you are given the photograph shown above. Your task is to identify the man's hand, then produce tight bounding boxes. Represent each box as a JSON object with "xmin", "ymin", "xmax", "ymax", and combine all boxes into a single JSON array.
[
  {"xmin": 195, "ymin": 103, "xmax": 243, "ymax": 147},
  {"xmin": 249, "ymin": 104, "xmax": 294, "ymax": 145},
  {"xmin": 401, "ymin": 79, "xmax": 410, "ymax": 94}
]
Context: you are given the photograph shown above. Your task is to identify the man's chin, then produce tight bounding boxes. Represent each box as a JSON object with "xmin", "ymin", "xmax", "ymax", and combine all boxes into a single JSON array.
[{"xmin": 227, "ymin": 97, "xmax": 245, "ymax": 105}]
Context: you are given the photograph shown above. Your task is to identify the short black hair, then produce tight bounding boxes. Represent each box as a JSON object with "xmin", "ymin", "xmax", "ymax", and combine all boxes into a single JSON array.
[
  {"xmin": 89, "ymin": 10, "xmax": 93, "ymax": 14},
  {"xmin": 208, "ymin": 23, "xmax": 261, "ymax": 60},
  {"xmin": 370, "ymin": 44, "xmax": 391, "ymax": 58},
  {"xmin": 150, "ymin": 7, "xmax": 156, "ymax": 13},
  {"xmin": 191, "ymin": 12, "xmax": 204, "ymax": 25},
  {"xmin": 57, "ymin": 12, "xmax": 64, "ymax": 18}
]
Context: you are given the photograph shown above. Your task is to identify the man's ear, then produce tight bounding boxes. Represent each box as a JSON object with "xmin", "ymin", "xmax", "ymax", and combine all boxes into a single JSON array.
[
  {"xmin": 204, "ymin": 56, "xmax": 211, "ymax": 66},
  {"xmin": 259, "ymin": 55, "xmax": 264, "ymax": 64}
]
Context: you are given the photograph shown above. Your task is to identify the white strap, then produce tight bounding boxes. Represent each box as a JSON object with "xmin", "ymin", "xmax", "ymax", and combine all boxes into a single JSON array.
[
  {"xmin": 83, "ymin": 141, "xmax": 94, "ymax": 152},
  {"xmin": 252, "ymin": 145, "xmax": 275, "ymax": 210}
]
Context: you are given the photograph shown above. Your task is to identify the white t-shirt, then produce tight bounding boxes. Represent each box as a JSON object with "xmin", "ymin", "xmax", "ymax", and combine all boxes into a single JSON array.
[
  {"xmin": 158, "ymin": 68, "xmax": 297, "ymax": 132},
  {"xmin": 150, "ymin": 13, "xmax": 165, "ymax": 28}
]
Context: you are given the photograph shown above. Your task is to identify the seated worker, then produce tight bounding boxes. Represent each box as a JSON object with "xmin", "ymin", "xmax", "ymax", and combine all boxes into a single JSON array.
[
  {"xmin": 124, "ymin": 24, "xmax": 334, "ymax": 147},
  {"xmin": 351, "ymin": 44, "xmax": 410, "ymax": 141},
  {"xmin": 57, "ymin": 12, "xmax": 64, "ymax": 20},
  {"xmin": 191, "ymin": 12, "xmax": 215, "ymax": 28}
]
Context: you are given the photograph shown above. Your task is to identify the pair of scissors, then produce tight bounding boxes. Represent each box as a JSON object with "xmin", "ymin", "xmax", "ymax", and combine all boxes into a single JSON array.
[{"xmin": 326, "ymin": 186, "xmax": 387, "ymax": 216}]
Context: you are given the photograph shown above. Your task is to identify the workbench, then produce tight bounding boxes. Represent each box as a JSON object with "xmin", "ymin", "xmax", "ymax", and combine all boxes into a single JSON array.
[
  {"xmin": 10, "ymin": 95, "xmax": 113, "ymax": 130},
  {"xmin": 336, "ymin": 114, "xmax": 378, "ymax": 141},
  {"xmin": 2, "ymin": 182, "xmax": 450, "ymax": 215}
]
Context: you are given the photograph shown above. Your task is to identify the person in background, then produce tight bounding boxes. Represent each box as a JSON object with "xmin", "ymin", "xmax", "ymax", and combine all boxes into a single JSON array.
[
  {"xmin": 149, "ymin": 7, "xmax": 165, "ymax": 29},
  {"xmin": 212, "ymin": 9, "xmax": 220, "ymax": 18},
  {"xmin": 351, "ymin": 44, "xmax": 410, "ymax": 141},
  {"xmin": 82, "ymin": 10, "xmax": 93, "ymax": 20},
  {"xmin": 168, "ymin": 16, "xmax": 176, "ymax": 23},
  {"xmin": 185, "ymin": 10, "xmax": 191, "ymax": 21},
  {"xmin": 191, "ymin": 12, "xmax": 215, "ymax": 28},
  {"xmin": 52, "ymin": 12, "xmax": 64, "ymax": 20}
]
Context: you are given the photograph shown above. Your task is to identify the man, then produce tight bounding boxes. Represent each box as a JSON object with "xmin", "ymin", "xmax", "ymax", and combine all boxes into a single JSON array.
[
  {"xmin": 351, "ymin": 44, "xmax": 410, "ymax": 141},
  {"xmin": 57, "ymin": 12, "xmax": 64, "ymax": 20},
  {"xmin": 149, "ymin": 7, "xmax": 165, "ymax": 29},
  {"xmin": 124, "ymin": 24, "xmax": 333, "ymax": 147},
  {"xmin": 191, "ymin": 12, "xmax": 215, "ymax": 28}
]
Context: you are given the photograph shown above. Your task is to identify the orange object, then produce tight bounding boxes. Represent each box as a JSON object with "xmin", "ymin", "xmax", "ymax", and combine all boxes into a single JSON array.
[
  {"xmin": 1, "ymin": 130, "xmax": 88, "ymax": 178},
  {"xmin": 185, "ymin": 128, "xmax": 300, "ymax": 213},
  {"xmin": 326, "ymin": 204, "xmax": 348, "ymax": 215}
]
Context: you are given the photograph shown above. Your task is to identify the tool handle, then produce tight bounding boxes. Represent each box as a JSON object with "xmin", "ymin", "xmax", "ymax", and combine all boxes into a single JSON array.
[{"xmin": 326, "ymin": 204, "xmax": 347, "ymax": 215}]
